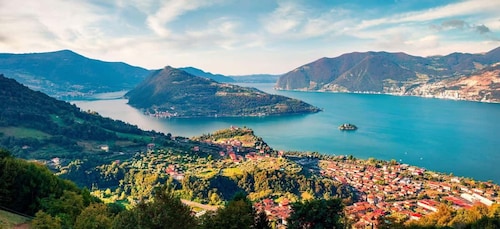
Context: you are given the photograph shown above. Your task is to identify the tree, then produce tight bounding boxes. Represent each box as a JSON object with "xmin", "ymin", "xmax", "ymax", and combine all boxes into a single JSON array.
[
  {"xmin": 74, "ymin": 203, "xmax": 112, "ymax": 229},
  {"xmin": 31, "ymin": 211, "xmax": 62, "ymax": 229},
  {"xmin": 287, "ymin": 198, "xmax": 344, "ymax": 229},
  {"xmin": 112, "ymin": 185, "xmax": 197, "ymax": 229},
  {"xmin": 200, "ymin": 192, "xmax": 256, "ymax": 229},
  {"xmin": 39, "ymin": 190, "xmax": 85, "ymax": 227},
  {"xmin": 254, "ymin": 210, "xmax": 271, "ymax": 229}
]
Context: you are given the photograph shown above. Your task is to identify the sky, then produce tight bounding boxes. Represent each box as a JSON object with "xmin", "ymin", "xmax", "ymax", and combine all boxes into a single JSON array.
[{"xmin": 1, "ymin": 0, "xmax": 499, "ymax": 75}]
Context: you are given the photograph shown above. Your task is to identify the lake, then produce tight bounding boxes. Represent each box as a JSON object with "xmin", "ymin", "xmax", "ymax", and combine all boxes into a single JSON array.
[{"xmin": 72, "ymin": 83, "xmax": 500, "ymax": 183}]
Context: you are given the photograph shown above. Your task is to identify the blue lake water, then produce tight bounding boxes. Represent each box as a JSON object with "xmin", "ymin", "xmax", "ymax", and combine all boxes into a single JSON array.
[{"xmin": 72, "ymin": 83, "xmax": 500, "ymax": 183}]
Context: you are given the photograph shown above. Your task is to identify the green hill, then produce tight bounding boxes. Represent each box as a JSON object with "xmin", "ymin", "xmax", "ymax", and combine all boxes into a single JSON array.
[
  {"xmin": 0, "ymin": 74, "xmax": 166, "ymax": 160},
  {"xmin": 125, "ymin": 66, "xmax": 321, "ymax": 118}
]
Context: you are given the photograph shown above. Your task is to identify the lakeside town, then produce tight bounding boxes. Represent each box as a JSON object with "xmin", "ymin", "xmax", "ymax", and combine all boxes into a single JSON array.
[
  {"xmin": 159, "ymin": 126, "xmax": 500, "ymax": 228},
  {"xmin": 51, "ymin": 126, "xmax": 498, "ymax": 228},
  {"xmin": 244, "ymin": 153, "xmax": 500, "ymax": 228},
  {"xmin": 319, "ymin": 157, "xmax": 499, "ymax": 227}
]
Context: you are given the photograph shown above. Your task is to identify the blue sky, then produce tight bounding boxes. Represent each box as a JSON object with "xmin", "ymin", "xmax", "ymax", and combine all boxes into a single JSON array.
[{"xmin": 1, "ymin": 0, "xmax": 499, "ymax": 75}]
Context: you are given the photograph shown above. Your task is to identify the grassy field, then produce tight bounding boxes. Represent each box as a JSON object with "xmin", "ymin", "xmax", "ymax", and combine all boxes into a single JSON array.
[
  {"xmin": 0, "ymin": 209, "xmax": 31, "ymax": 229},
  {"xmin": 222, "ymin": 167, "xmax": 244, "ymax": 178},
  {"xmin": 0, "ymin": 127, "xmax": 51, "ymax": 139}
]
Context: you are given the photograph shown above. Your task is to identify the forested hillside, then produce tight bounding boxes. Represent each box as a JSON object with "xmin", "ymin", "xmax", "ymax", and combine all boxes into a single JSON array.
[
  {"xmin": 0, "ymin": 74, "xmax": 166, "ymax": 159},
  {"xmin": 126, "ymin": 66, "xmax": 320, "ymax": 118}
]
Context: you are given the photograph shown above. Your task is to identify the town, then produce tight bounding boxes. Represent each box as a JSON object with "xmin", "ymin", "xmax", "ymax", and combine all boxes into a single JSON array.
[{"xmin": 75, "ymin": 126, "xmax": 499, "ymax": 228}]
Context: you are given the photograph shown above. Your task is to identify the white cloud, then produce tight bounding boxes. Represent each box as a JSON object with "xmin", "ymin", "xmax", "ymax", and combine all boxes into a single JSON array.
[
  {"xmin": 146, "ymin": 0, "xmax": 215, "ymax": 37},
  {"xmin": 356, "ymin": 0, "xmax": 500, "ymax": 30},
  {"xmin": 262, "ymin": 1, "xmax": 305, "ymax": 35},
  {"xmin": 0, "ymin": 0, "xmax": 107, "ymax": 51},
  {"xmin": 0, "ymin": 0, "xmax": 498, "ymax": 75}
]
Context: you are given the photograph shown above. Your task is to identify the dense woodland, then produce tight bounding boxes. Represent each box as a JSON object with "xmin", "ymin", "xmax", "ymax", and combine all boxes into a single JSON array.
[{"xmin": 0, "ymin": 74, "xmax": 166, "ymax": 159}]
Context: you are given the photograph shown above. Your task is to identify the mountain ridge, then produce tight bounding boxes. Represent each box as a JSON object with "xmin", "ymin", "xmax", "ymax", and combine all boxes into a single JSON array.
[
  {"xmin": 0, "ymin": 50, "xmax": 151, "ymax": 98},
  {"xmin": 276, "ymin": 47, "xmax": 500, "ymax": 102}
]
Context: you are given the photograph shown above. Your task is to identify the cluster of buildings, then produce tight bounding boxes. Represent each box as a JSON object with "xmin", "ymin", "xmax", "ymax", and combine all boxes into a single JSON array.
[
  {"xmin": 321, "ymin": 160, "xmax": 499, "ymax": 227},
  {"xmin": 254, "ymin": 198, "xmax": 292, "ymax": 229}
]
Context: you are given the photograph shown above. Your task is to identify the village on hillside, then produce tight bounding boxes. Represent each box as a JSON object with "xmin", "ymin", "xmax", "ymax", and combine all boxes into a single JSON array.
[
  {"xmin": 77, "ymin": 126, "xmax": 499, "ymax": 228},
  {"xmin": 170, "ymin": 127, "xmax": 500, "ymax": 227}
]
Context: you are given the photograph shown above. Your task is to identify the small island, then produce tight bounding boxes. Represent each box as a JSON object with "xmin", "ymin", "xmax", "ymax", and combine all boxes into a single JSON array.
[{"xmin": 339, "ymin": 123, "xmax": 357, "ymax": 131}]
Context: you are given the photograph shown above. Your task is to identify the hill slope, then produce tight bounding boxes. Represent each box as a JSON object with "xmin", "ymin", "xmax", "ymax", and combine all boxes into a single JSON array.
[
  {"xmin": 125, "ymin": 66, "xmax": 320, "ymax": 118},
  {"xmin": 0, "ymin": 50, "xmax": 151, "ymax": 98},
  {"xmin": 276, "ymin": 47, "xmax": 500, "ymax": 101},
  {"xmin": 0, "ymin": 74, "xmax": 165, "ymax": 159},
  {"xmin": 409, "ymin": 63, "xmax": 500, "ymax": 102}
]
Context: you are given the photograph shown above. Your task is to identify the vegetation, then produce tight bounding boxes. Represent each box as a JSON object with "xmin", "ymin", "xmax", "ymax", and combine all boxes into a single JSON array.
[
  {"xmin": 0, "ymin": 74, "xmax": 167, "ymax": 159},
  {"xmin": 1, "ymin": 73, "xmax": 499, "ymax": 228},
  {"xmin": 400, "ymin": 203, "xmax": 500, "ymax": 229},
  {"xmin": 0, "ymin": 50, "xmax": 150, "ymax": 98},
  {"xmin": 0, "ymin": 209, "xmax": 31, "ymax": 228},
  {"xmin": 125, "ymin": 66, "xmax": 321, "ymax": 118},
  {"xmin": 287, "ymin": 198, "xmax": 344, "ymax": 229}
]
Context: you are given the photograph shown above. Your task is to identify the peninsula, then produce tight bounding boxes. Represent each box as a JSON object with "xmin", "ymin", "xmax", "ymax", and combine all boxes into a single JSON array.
[{"xmin": 125, "ymin": 66, "xmax": 321, "ymax": 118}]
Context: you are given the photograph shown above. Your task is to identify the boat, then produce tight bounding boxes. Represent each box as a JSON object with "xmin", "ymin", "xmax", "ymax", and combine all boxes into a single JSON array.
[{"xmin": 339, "ymin": 123, "xmax": 357, "ymax": 131}]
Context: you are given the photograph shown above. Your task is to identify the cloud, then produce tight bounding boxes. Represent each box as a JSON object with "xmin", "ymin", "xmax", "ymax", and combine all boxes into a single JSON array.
[
  {"xmin": 474, "ymin": 24, "xmax": 491, "ymax": 34},
  {"xmin": 146, "ymin": 0, "xmax": 215, "ymax": 37},
  {"xmin": 262, "ymin": 1, "xmax": 305, "ymax": 35},
  {"xmin": 1, "ymin": 0, "xmax": 499, "ymax": 75},
  {"xmin": 356, "ymin": 0, "xmax": 500, "ymax": 30},
  {"xmin": 442, "ymin": 19, "xmax": 466, "ymax": 30},
  {"xmin": 432, "ymin": 19, "xmax": 492, "ymax": 35},
  {"xmin": 0, "ymin": 0, "xmax": 107, "ymax": 51}
]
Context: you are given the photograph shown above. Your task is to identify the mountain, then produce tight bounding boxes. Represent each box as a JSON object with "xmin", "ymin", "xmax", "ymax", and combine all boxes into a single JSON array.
[
  {"xmin": 276, "ymin": 47, "xmax": 500, "ymax": 101},
  {"xmin": 125, "ymin": 66, "xmax": 320, "ymax": 118},
  {"xmin": 231, "ymin": 74, "xmax": 280, "ymax": 83},
  {"xmin": 180, "ymin": 66, "xmax": 280, "ymax": 83},
  {"xmin": 179, "ymin": 67, "xmax": 235, "ymax": 82},
  {"xmin": 0, "ymin": 50, "xmax": 151, "ymax": 98},
  {"xmin": 0, "ymin": 74, "xmax": 166, "ymax": 159},
  {"xmin": 409, "ymin": 63, "xmax": 500, "ymax": 102}
]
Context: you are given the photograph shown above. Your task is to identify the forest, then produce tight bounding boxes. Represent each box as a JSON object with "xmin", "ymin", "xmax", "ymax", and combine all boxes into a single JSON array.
[{"xmin": 0, "ymin": 74, "xmax": 167, "ymax": 159}]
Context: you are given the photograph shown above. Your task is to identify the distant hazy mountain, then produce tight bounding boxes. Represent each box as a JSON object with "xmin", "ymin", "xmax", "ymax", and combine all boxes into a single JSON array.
[
  {"xmin": 0, "ymin": 74, "xmax": 165, "ymax": 159},
  {"xmin": 276, "ymin": 47, "xmax": 500, "ymax": 102},
  {"xmin": 180, "ymin": 66, "xmax": 279, "ymax": 83},
  {"xmin": 0, "ymin": 50, "xmax": 151, "ymax": 98},
  {"xmin": 125, "ymin": 66, "xmax": 320, "ymax": 118},
  {"xmin": 179, "ymin": 67, "xmax": 235, "ymax": 82},
  {"xmin": 231, "ymin": 74, "xmax": 280, "ymax": 83}
]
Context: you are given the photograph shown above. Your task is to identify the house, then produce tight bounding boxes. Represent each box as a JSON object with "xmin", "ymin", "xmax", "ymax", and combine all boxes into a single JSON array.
[
  {"xmin": 410, "ymin": 213, "xmax": 422, "ymax": 220},
  {"xmin": 451, "ymin": 177, "xmax": 461, "ymax": 183},
  {"xmin": 100, "ymin": 145, "xmax": 110, "ymax": 152},
  {"xmin": 417, "ymin": 199, "xmax": 439, "ymax": 212}
]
